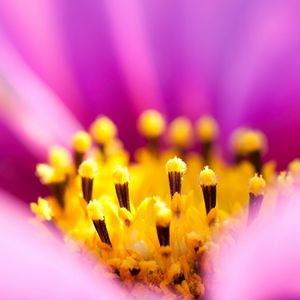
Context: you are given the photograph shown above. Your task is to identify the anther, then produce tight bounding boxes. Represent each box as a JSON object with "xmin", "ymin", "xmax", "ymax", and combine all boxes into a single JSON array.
[
  {"xmin": 168, "ymin": 117, "xmax": 193, "ymax": 155},
  {"xmin": 113, "ymin": 166, "xmax": 131, "ymax": 211},
  {"xmin": 248, "ymin": 174, "xmax": 265, "ymax": 224},
  {"xmin": 137, "ymin": 110, "xmax": 166, "ymax": 156},
  {"xmin": 90, "ymin": 116, "xmax": 117, "ymax": 156},
  {"xmin": 156, "ymin": 207, "xmax": 171, "ymax": 247},
  {"xmin": 79, "ymin": 159, "xmax": 97, "ymax": 203},
  {"xmin": 195, "ymin": 116, "xmax": 219, "ymax": 164},
  {"xmin": 87, "ymin": 200, "xmax": 112, "ymax": 247},
  {"xmin": 72, "ymin": 131, "xmax": 92, "ymax": 170},
  {"xmin": 199, "ymin": 166, "xmax": 217, "ymax": 215},
  {"xmin": 166, "ymin": 157, "xmax": 187, "ymax": 198}
]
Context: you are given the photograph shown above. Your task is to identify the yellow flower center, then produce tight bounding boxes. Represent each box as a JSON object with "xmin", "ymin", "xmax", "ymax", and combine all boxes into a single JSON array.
[{"xmin": 31, "ymin": 110, "xmax": 297, "ymax": 298}]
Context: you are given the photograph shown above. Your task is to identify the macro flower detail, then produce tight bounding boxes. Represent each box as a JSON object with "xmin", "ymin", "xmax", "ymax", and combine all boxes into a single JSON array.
[{"xmin": 30, "ymin": 110, "xmax": 300, "ymax": 298}]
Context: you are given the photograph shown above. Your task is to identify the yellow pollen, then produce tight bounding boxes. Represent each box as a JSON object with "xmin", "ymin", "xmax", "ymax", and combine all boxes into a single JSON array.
[
  {"xmin": 49, "ymin": 146, "xmax": 71, "ymax": 170},
  {"xmin": 87, "ymin": 199, "xmax": 104, "ymax": 221},
  {"xmin": 168, "ymin": 117, "xmax": 193, "ymax": 148},
  {"xmin": 249, "ymin": 174, "xmax": 266, "ymax": 196},
  {"xmin": 113, "ymin": 166, "xmax": 130, "ymax": 184},
  {"xmin": 90, "ymin": 116, "xmax": 117, "ymax": 145},
  {"xmin": 156, "ymin": 207, "xmax": 171, "ymax": 227},
  {"xmin": 166, "ymin": 157, "xmax": 187, "ymax": 174},
  {"xmin": 78, "ymin": 159, "xmax": 98, "ymax": 179},
  {"xmin": 195, "ymin": 116, "xmax": 219, "ymax": 142},
  {"xmin": 72, "ymin": 131, "xmax": 92, "ymax": 153},
  {"xmin": 137, "ymin": 109, "xmax": 166, "ymax": 138},
  {"xmin": 199, "ymin": 166, "xmax": 217, "ymax": 186}
]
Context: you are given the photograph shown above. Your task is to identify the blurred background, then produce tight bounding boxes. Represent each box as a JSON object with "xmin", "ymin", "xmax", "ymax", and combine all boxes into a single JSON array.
[{"xmin": 0, "ymin": 0, "xmax": 300, "ymax": 203}]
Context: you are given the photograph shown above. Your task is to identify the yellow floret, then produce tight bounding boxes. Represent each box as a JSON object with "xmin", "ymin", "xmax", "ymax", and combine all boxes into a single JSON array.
[
  {"xmin": 277, "ymin": 171, "xmax": 294, "ymax": 188},
  {"xmin": 166, "ymin": 157, "xmax": 187, "ymax": 174},
  {"xmin": 249, "ymin": 174, "xmax": 266, "ymax": 196},
  {"xmin": 36, "ymin": 164, "xmax": 54, "ymax": 184},
  {"xmin": 195, "ymin": 116, "xmax": 219, "ymax": 142},
  {"xmin": 138, "ymin": 110, "xmax": 166, "ymax": 138},
  {"xmin": 78, "ymin": 159, "xmax": 98, "ymax": 179},
  {"xmin": 113, "ymin": 166, "xmax": 130, "ymax": 184},
  {"xmin": 90, "ymin": 116, "xmax": 117, "ymax": 144},
  {"xmin": 230, "ymin": 128, "xmax": 248, "ymax": 154},
  {"xmin": 167, "ymin": 263, "xmax": 182, "ymax": 281},
  {"xmin": 156, "ymin": 207, "xmax": 171, "ymax": 227},
  {"xmin": 199, "ymin": 166, "xmax": 217, "ymax": 186},
  {"xmin": 30, "ymin": 197, "xmax": 53, "ymax": 221},
  {"xmin": 168, "ymin": 117, "xmax": 193, "ymax": 147},
  {"xmin": 87, "ymin": 199, "xmax": 104, "ymax": 221},
  {"xmin": 36, "ymin": 164, "xmax": 66, "ymax": 183},
  {"xmin": 49, "ymin": 146, "xmax": 71, "ymax": 170},
  {"xmin": 118, "ymin": 207, "xmax": 133, "ymax": 224},
  {"xmin": 288, "ymin": 159, "xmax": 300, "ymax": 177},
  {"xmin": 72, "ymin": 131, "xmax": 92, "ymax": 153},
  {"xmin": 239, "ymin": 130, "xmax": 266, "ymax": 154}
]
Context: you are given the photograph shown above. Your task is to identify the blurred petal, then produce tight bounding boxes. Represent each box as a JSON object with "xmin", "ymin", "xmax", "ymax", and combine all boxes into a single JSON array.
[
  {"xmin": 212, "ymin": 191, "xmax": 300, "ymax": 300},
  {"xmin": 0, "ymin": 0, "xmax": 86, "ymax": 119},
  {"xmin": 0, "ymin": 190, "xmax": 128, "ymax": 300},
  {"xmin": 0, "ymin": 30, "xmax": 82, "ymax": 157}
]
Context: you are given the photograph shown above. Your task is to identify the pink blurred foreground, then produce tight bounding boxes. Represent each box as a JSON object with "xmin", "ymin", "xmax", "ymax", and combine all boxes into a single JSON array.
[
  {"xmin": 211, "ymin": 192, "xmax": 300, "ymax": 300},
  {"xmin": 0, "ymin": 191, "xmax": 128, "ymax": 300}
]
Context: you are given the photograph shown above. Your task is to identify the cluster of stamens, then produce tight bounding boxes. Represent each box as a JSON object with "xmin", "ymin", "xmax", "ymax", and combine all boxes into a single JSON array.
[{"xmin": 31, "ymin": 110, "xmax": 299, "ymax": 298}]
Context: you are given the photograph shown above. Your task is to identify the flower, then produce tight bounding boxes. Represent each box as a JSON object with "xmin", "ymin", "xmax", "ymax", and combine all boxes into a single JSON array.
[
  {"xmin": 29, "ymin": 110, "xmax": 300, "ymax": 297},
  {"xmin": 1, "ymin": 0, "xmax": 300, "ymax": 298}
]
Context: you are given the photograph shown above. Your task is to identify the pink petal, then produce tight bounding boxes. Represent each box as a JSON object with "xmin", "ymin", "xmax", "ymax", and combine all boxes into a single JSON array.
[
  {"xmin": 211, "ymin": 191, "xmax": 300, "ymax": 300},
  {"xmin": 0, "ymin": 190, "xmax": 128, "ymax": 300}
]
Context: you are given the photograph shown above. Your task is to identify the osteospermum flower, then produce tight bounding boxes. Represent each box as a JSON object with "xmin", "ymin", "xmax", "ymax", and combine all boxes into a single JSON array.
[
  {"xmin": 1, "ymin": 1, "xmax": 300, "ymax": 299},
  {"xmin": 29, "ymin": 110, "xmax": 300, "ymax": 298}
]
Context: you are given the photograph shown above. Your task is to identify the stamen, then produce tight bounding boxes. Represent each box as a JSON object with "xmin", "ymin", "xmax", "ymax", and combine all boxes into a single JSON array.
[
  {"xmin": 138, "ymin": 110, "xmax": 166, "ymax": 156},
  {"xmin": 166, "ymin": 157, "xmax": 187, "ymax": 198},
  {"xmin": 248, "ymin": 174, "xmax": 265, "ymax": 223},
  {"xmin": 36, "ymin": 164, "xmax": 68, "ymax": 208},
  {"xmin": 168, "ymin": 117, "xmax": 193, "ymax": 155},
  {"xmin": 195, "ymin": 116, "xmax": 219, "ymax": 164},
  {"xmin": 79, "ymin": 159, "xmax": 98, "ymax": 203},
  {"xmin": 232, "ymin": 129, "xmax": 266, "ymax": 173},
  {"xmin": 87, "ymin": 200, "xmax": 112, "ymax": 247},
  {"xmin": 113, "ymin": 166, "xmax": 131, "ymax": 211},
  {"xmin": 48, "ymin": 181, "xmax": 68, "ymax": 208},
  {"xmin": 199, "ymin": 166, "xmax": 217, "ymax": 215},
  {"xmin": 90, "ymin": 116, "xmax": 117, "ymax": 155},
  {"xmin": 156, "ymin": 207, "xmax": 171, "ymax": 247},
  {"xmin": 72, "ymin": 131, "xmax": 92, "ymax": 170}
]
